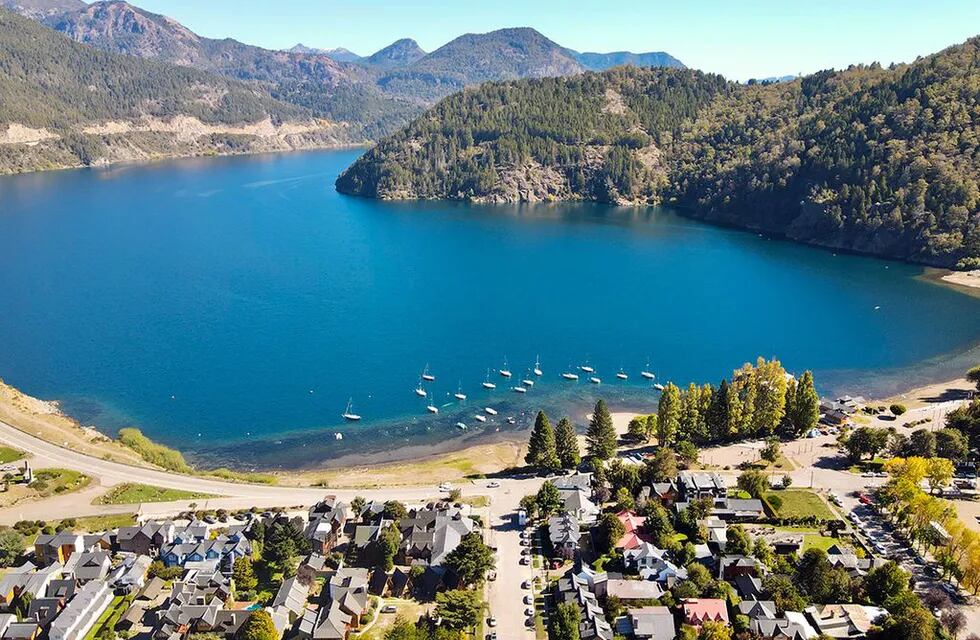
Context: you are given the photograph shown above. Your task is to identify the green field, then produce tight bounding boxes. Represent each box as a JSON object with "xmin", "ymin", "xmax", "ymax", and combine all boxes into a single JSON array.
[
  {"xmin": 29, "ymin": 468, "xmax": 90, "ymax": 497},
  {"xmin": 83, "ymin": 595, "xmax": 131, "ymax": 640},
  {"xmin": 0, "ymin": 446, "xmax": 25, "ymax": 464},
  {"xmin": 73, "ymin": 513, "xmax": 138, "ymax": 532},
  {"xmin": 95, "ymin": 483, "xmax": 217, "ymax": 505},
  {"xmin": 766, "ymin": 490, "xmax": 836, "ymax": 520}
]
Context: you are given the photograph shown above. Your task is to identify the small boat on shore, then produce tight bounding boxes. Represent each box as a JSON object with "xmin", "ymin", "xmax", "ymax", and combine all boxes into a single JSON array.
[
  {"xmin": 589, "ymin": 377, "xmax": 601, "ymax": 384},
  {"xmin": 485, "ymin": 407, "xmax": 498, "ymax": 416},
  {"xmin": 499, "ymin": 358, "xmax": 512, "ymax": 378},
  {"xmin": 421, "ymin": 364, "xmax": 435, "ymax": 382},
  {"xmin": 533, "ymin": 355, "xmax": 543, "ymax": 376},
  {"xmin": 474, "ymin": 414, "xmax": 487, "ymax": 423},
  {"xmin": 561, "ymin": 372, "xmax": 579, "ymax": 380},
  {"xmin": 342, "ymin": 398, "xmax": 361, "ymax": 421}
]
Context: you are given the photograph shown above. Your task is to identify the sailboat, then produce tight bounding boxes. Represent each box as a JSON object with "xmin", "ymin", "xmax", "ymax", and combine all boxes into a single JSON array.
[
  {"xmin": 653, "ymin": 382, "xmax": 666, "ymax": 391},
  {"xmin": 589, "ymin": 377, "xmax": 601, "ymax": 385},
  {"xmin": 616, "ymin": 369, "xmax": 628, "ymax": 380},
  {"xmin": 342, "ymin": 398, "xmax": 361, "ymax": 421},
  {"xmin": 499, "ymin": 358, "xmax": 512, "ymax": 378},
  {"xmin": 485, "ymin": 407, "xmax": 498, "ymax": 416},
  {"xmin": 579, "ymin": 360, "xmax": 594, "ymax": 374},
  {"xmin": 641, "ymin": 360, "xmax": 655, "ymax": 379},
  {"xmin": 474, "ymin": 414, "xmax": 487, "ymax": 423},
  {"xmin": 482, "ymin": 369, "xmax": 496, "ymax": 389},
  {"xmin": 421, "ymin": 364, "xmax": 435, "ymax": 382},
  {"xmin": 533, "ymin": 356, "xmax": 543, "ymax": 376},
  {"xmin": 522, "ymin": 378, "xmax": 535, "ymax": 387},
  {"xmin": 414, "ymin": 378, "xmax": 428, "ymax": 397},
  {"xmin": 513, "ymin": 385, "xmax": 527, "ymax": 394},
  {"xmin": 454, "ymin": 383, "xmax": 467, "ymax": 401},
  {"xmin": 561, "ymin": 371, "xmax": 579, "ymax": 381},
  {"xmin": 456, "ymin": 422, "xmax": 468, "ymax": 430},
  {"xmin": 426, "ymin": 398, "xmax": 439, "ymax": 413}
]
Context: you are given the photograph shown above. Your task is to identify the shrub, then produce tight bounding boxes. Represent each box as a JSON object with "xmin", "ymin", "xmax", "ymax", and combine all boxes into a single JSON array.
[
  {"xmin": 890, "ymin": 404, "xmax": 907, "ymax": 416},
  {"xmin": 117, "ymin": 428, "xmax": 191, "ymax": 473}
]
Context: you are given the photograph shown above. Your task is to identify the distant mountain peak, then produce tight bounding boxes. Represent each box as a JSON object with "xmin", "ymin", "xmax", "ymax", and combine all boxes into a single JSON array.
[
  {"xmin": 366, "ymin": 38, "xmax": 426, "ymax": 67},
  {"xmin": 289, "ymin": 43, "xmax": 362, "ymax": 62},
  {"xmin": 0, "ymin": 0, "xmax": 84, "ymax": 19}
]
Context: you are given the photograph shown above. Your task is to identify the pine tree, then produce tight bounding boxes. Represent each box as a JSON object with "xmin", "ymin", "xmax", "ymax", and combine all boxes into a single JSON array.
[
  {"xmin": 526, "ymin": 410, "xmax": 559, "ymax": 470},
  {"xmin": 656, "ymin": 383, "xmax": 681, "ymax": 446},
  {"xmin": 793, "ymin": 370, "xmax": 820, "ymax": 435},
  {"xmin": 554, "ymin": 417, "xmax": 581, "ymax": 469},
  {"xmin": 586, "ymin": 399, "xmax": 617, "ymax": 460}
]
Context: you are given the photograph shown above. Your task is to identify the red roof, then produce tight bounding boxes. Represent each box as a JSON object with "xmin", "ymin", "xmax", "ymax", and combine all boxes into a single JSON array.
[
  {"xmin": 682, "ymin": 598, "xmax": 730, "ymax": 626},
  {"xmin": 615, "ymin": 510, "xmax": 653, "ymax": 550}
]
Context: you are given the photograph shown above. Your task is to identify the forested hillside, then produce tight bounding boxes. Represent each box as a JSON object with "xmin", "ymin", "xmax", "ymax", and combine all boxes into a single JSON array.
[
  {"xmin": 0, "ymin": 9, "xmax": 347, "ymax": 174},
  {"xmin": 337, "ymin": 38, "xmax": 980, "ymax": 268}
]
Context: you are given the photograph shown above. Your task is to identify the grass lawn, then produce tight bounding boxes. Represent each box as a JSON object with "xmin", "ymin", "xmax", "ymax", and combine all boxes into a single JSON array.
[
  {"xmin": 29, "ymin": 468, "xmax": 90, "ymax": 497},
  {"xmin": 95, "ymin": 483, "xmax": 217, "ymax": 505},
  {"xmin": 0, "ymin": 446, "xmax": 25, "ymax": 464},
  {"xmin": 766, "ymin": 490, "xmax": 836, "ymax": 520},
  {"xmin": 83, "ymin": 595, "xmax": 131, "ymax": 640},
  {"xmin": 459, "ymin": 495, "xmax": 490, "ymax": 508},
  {"xmin": 72, "ymin": 513, "xmax": 138, "ymax": 532},
  {"xmin": 354, "ymin": 598, "xmax": 430, "ymax": 639}
]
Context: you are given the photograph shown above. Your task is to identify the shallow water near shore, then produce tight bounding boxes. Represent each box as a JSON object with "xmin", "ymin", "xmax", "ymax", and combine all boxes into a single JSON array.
[{"xmin": 1, "ymin": 149, "xmax": 979, "ymax": 469}]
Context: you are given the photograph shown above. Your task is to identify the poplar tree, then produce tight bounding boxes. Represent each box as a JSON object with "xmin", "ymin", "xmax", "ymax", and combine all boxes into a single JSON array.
[
  {"xmin": 794, "ymin": 370, "xmax": 820, "ymax": 434},
  {"xmin": 657, "ymin": 383, "xmax": 681, "ymax": 446},
  {"xmin": 555, "ymin": 417, "xmax": 581, "ymax": 469},
  {"xmin": 526, "ymin": 410, "xmax": 560, "ymax": 470},
  {"xmin": 587, "ymin": 399, "xmax": 617, "ymax": 460}
]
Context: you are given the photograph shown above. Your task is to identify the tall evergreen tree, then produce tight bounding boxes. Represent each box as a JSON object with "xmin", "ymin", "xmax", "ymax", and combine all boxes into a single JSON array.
[
  {"xmin": 554, "ymin": 417, "xmax": 581, "ymax": 469},
  {"xmin": 586, "ymin": 399, "xmax": 617, "ymax": 460},
  {"xmin": 657, "ymin": 383, "xmax": 681, "ymax": 446},
  {"xmin": 526, "ymin": 410, "xmax": 560, "ymax": 470},
  {"xmin": 780, "ymin": 376, "xmax": 798, "ymax": 436},
  {"xmin": 793, "ymin": 370, "xmax": 820, "ymax": 435}
]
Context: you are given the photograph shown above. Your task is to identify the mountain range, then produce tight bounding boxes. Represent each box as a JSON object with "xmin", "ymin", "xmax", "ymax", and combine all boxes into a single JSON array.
[
  {"xmin": 2, "ymin": 0, "xmax": 682, "ymax": 141},
  {"xmin": 337, "ymin": 38, "xmax": 980, "ymax": 268}
]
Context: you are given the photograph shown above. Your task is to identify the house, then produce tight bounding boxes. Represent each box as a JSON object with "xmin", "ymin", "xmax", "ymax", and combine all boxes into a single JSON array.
[
  {"xmin": 650, "ymin": 481, "xmax": 679, "ymax": 506},
  {"xmin": 677, "ymin": 471, "xmax": 727, "ymax": 500},
  {"xmin": 0, "ymin": 563, "xmax": 64, "ymax": 610},
  {"xmin": 605, "ymin": 579, "xmax": 665, "ymax": 602},
  {"xmin": 154, "ymin": 604, "xmax": 250, "ymax": 639},
  {"xmin": 548, "ymin": 513, "xmax": 581, "ymax": 560},
  {"xmin": 271, "ymin": 576, "xmax": 310, "ymax": 622},
  {"xmin": 297, "ymin": 568, "xmax": 370, "ymax": 639},
  {"xmin": 752, "ymin": 613, "xmax": 818, "ymax": 640},
  {"xmin": 682, "ymin": 598, "xmax": 730, "ymax": 627},
  {"xmin": 574, "ymin": 563, "xmax": 608, "ymax": 598},
  {"xmin": 772, "ymin": 536, "xmax": 803, "ymax": 556},
  {"xmin": 110, "ymin": 554, "xmax": 152, "ymax": 593},
  {"xmin": 825, "ymin": 545, "xmax": 888, "ymax": 577},
  {"xmin": 623, "ymin": 543, "xmax": 668, "ymax": 572},
  {"xmin": 68, "ymin": 551, "xmax": 111, "ymax": 583},
  {"xmin": 638, "ymin": 557, "xmax": 688, "ymax": 585},
  {"xmin": 116, "ymin": 521, "xmax": 176, "ymax": 556},
  {"xmin": 556, "ymin": 574, "xmax": 614, "ymax": 640},
  {"xmin": 626, "ymin": 606, "xmax": 675, "ymax": 640},
  {"xmin": 718, "ymin": 555, "xmax": 765, "ymax": 580},
  {"xmin": 160, "ymin": 534, "xmax": 251, "ymax": 572},
  {"xmin": 700, "ymin": 517, "xmax": 728, "ymax": 551},
  {"xmin": 306, "ymin": 496, "xmax": 349, "ymax": 554},
  {"xmin": 33, "ymin": 532, "xmax": 83, "ymax": 567},
  {"xmin": 676, "ymin": 497, "xmax": 765, "ymax": 522},
  {"xmin": 3, "ymin": 621, "xmax": 39, "ymax": 639},
  {"xmin": 48, "ymin": 580, "xmax": 113, "ymax": 640},
  {"xmin": 615, "ymin": 511, "xmax": 653, "ymax": 551},
  {"xmin": 738, "ymin": 600, "xmax": 778, "ymax": 620},
  {"xmin": 398, "ymin": 506, "xmax": 474, "ymax": 566},
  {"xmin": 804, "ymin": 604, "xmax": 887, "ymax": 638},
  {"xmin": 733, "ymin": 575, "xmax": 764, "ymax": 600},
  {"xmin": 170, "ymin": 568, "xmax": 233, "ymax": 606},
  {"xmin": 25, "ymin": 597, "xmax": 63, "ymax": 627}
]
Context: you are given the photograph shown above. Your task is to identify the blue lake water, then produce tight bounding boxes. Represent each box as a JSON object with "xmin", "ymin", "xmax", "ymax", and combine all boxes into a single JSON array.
[{"xmin": 1, "ymin": 149, "xmax": 978, "ymax": 469}]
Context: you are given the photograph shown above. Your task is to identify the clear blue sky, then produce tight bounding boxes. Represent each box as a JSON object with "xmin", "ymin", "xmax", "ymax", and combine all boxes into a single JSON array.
[{"xmin": 131, "ymin": 0, "xmax": 980, "ymax": 80}]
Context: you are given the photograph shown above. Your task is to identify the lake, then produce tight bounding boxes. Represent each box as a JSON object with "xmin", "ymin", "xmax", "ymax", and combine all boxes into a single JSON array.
[{"xmin": 1, "ymin": 149, "xmax": 978, "ymax": 469}]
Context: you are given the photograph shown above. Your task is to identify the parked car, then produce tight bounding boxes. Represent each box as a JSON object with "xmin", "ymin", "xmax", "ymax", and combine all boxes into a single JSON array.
[
  {"xmin": 487, "ymin": 481, "xmax": 500, "ymax": 488},
  {"xmin": 524, "ymin": 595, "xmax": 533, "ymax": 604},
  {"xmin": 381, "ymin": 605, "xmax": 397, "ymax": 614},
  {"xmin": 522, "ymin": 580, "xmax": 532, "ymax": 589},
  {"xmin": 438, "ymin": 482, "xmax": 454, "ymax": 492},
  {"xmin": 520, "ymin": 556, "xmax": 530, "ymax": 565},
  {"xmin": 487, "ymin": 571, "xmax": 497, "ymax": 581},
  {"xmin": 487, "ymin": 617, "xmax": 497, "ymax": 627}
]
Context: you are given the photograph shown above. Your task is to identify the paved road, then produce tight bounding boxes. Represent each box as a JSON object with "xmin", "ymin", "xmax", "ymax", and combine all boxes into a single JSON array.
[{"xmin": 486, "ymin": 484, "xmax": 537, "ymax": 640}]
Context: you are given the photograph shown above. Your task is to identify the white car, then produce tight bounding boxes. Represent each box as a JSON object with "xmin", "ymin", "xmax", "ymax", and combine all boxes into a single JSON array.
[
  {"xmin": 487, "ymin": 481, "xmax": 501, "ymax": 488},
  {"xmin": 487, "ymin": 617, "xmax": 497, "ymax": 627},
  {"xmin": 438, "ymin": 482, "xmax": 454, "ymax": 492}
]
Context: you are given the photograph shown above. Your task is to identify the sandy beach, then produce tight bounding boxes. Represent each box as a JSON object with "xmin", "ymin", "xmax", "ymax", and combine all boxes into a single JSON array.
[{"xmin": 942, "ymin": 269, "xmax": 980, "ymax": 290}]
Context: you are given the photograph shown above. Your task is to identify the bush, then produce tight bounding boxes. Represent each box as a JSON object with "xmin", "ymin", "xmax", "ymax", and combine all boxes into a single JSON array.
[
  {"xmin": 118, "ymin": 428, "xmax": 192, "ymax": 473},
  {"xmin": 890, "ymin": 404, "xmax": 907, "ymax": 416},
  {"xmin": 767, "ymin": 495, "xmax": 784, "ymax": 511}
]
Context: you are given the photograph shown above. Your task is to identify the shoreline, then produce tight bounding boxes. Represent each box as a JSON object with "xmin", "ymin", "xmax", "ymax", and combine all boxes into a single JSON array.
[{"xmin": 921, "ymin": 267, "xmax": 980, "ymax": 298}]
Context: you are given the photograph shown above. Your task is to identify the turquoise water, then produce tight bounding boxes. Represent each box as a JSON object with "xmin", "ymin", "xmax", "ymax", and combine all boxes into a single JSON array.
[{"xmin": 0, "ymin": 149, "xmax": 978, "ymax": 469}]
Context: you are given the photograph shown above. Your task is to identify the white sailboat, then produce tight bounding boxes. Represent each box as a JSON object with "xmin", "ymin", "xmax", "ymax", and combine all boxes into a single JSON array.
[
  {"xmin": 513, "ymin": 385, "xmax": 527, "ymax": 393},
  {"xmin": 561, "ymin": 371, "xmax": 579, "ymax": 380},
  {"xmin": 589, "ymin": 377, "xmax": 601, "ymax": 384},
  {"xmin": 426, "ymin": 398, "xmax": 439, "ymax": 413},
  {"xmin": 653, "ymin": 382, "xmax": 665, "ymax": 391},
  {"xmin": 579, "ymin": 360, "xmax": 594, "ymax": 374},
  {"xmin": 616, "ymin": 370, "xmax": 628, "ymax": 380},
  {"xmin": 522, "ymin": 379, "xmax": 535, "ymax": 387},
  {"xmin": 342, "ymin": 398, "xmax": 361, "ymax": 421},
  {"xmin": 421, "ymin": 364, "xmax": 435, "ymax": 382},
  {"xmin": 641, "ymin": 361, "xmax": 655, "ymax": 380},
  {"xmin": 499, "ymin": 358, "xmax": 512, "ymax": 378},
  {"xmin": 454, "ymin": 382, "xmax": 467, "ymax": 401},
  {"xmin": 456, "ymin": 422, "xmax": 468, "ymax": 430},
  {"xmin": 414, "ymin": 379, "xmax": 427, "ymax": 398},
  {"xmin": 474, "ymin": 414, "xmax": 487, "ymax": 423},
  {"xmin": 482, "ymin": 369, "xmax": 496, "ymax": 389},
  {"xmin": 533, "ymin": 355, "xmax": 543, "ymax": 377},
  {"xmin": 485, "ymin": 407, "xmax": 498, "ymax": 416}
]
